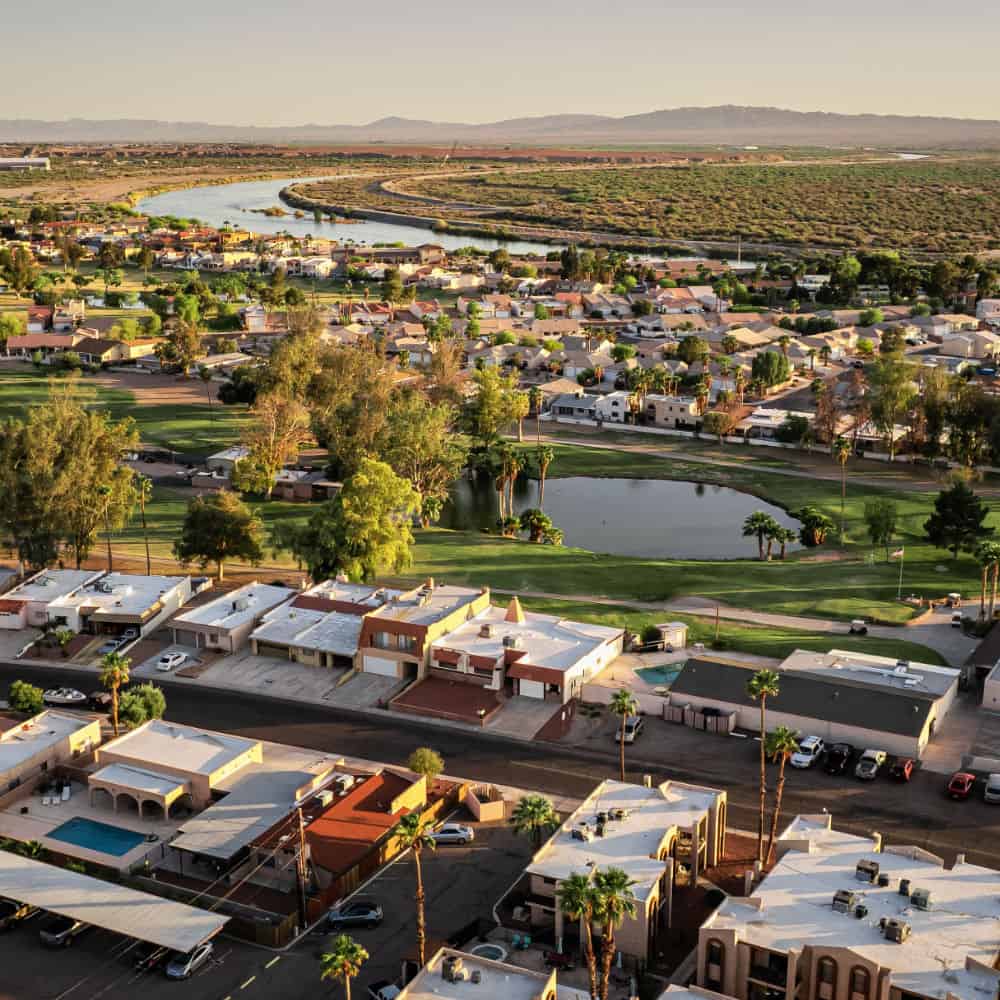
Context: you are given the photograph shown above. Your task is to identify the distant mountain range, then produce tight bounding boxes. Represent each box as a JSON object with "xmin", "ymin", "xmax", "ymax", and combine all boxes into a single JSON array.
[{"xmin": 2, "ymin": 106, "xmax": 999, "ymax": 148}]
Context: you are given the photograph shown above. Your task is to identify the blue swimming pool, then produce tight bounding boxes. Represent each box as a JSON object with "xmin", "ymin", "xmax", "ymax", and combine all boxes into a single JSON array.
[
  {"xmin": 47, "ymin": 817, "xmax": 146, "ymax": 856},
  {"xmin": 635, "ymin": 663, "xmax": 685, "ymax": 688}
]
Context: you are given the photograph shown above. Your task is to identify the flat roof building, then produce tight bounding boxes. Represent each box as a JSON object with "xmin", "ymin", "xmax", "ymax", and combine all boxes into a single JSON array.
[
  {"xmin": 0, "ymin": 569, "xmax": 102, "ymax": 630},
  {"xmin": 522, "ymin": 779, "xmax": 726, "ymax": 961},
  {"xmin": 0, "ymin": 711, "xmax": 101, "ymax": 789},
  {"xmin": 170, "ymin": 581, "xmax": 295, "ymax": 653},
  {"xmin": 668, "ymin": 652, "xmax": 960, "ymax": 758},
  {"xmin": 697, "ymin": 814, "xmax": 1000, "ymax": 1000}
]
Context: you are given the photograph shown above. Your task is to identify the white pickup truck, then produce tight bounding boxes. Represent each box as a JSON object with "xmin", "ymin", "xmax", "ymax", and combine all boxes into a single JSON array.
[{"xmin": 368, "ymin": 982, "xmax": 401, "ymax": 1000}]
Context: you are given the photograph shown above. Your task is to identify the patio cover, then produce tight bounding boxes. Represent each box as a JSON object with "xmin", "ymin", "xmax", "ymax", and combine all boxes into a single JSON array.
[{"xmin": 0, "ymin": 851, "xmax": 227, "ymax": 952}]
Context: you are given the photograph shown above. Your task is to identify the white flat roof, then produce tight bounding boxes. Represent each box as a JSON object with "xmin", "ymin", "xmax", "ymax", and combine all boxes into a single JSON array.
[
  {"xmin": 528, "ymin": 780, "xmax": 723, "ymax": 900},
  {"xmin": 48, "ymin": 573, "xmax": 188, "ymax": 620},
  {"xmin": 0, "ymin": 711, "xmax": 94, "ymax": 775},
  {"xmin": 305, "ymin": 579, "xmax": 403, "ymax": 607},
  {"xmin": 0, "ymin": 851, "xmax": 227, "ymax": 952},
  {"xmin": 434, "ymin": 606, "xmax": 622, "ymax": 674},
  {"xmin": 101, "ymin": 720, "xmax": 258, "ymax": 777},
  {"xmin": 781, "ymin": 648, "xmax": 959, "ymax": 698},
  {"xmin": 90, "ymin": 762, "xmax": 186, "ymax": 798},
  {"xmin": 368, "ymin": 584, "xmax": 483, "ymax": 627},
  {"xmin": 400, "ymin": 948, "xmax": 588, "ymax": 1000},
  {"xmin": 293, "ymin": 612, "xmax": 363, "ymax": 657},
  {"xmin": 250, "ymin": 604, "xmax": 328, "ymax": 646},
  {"xmin": 3, "ymin": 569, "xmax": 101, "ymax": 604},
  {"xmin": 171, "ymin": 583, "xmax": 294, "ymax": 631},
  {"xmin": 707, "ymin": 815, "xmax": 1000, "ymax": 1000},
  {"xmin": 171, "ymin": 743, "xmax": 341, "ymax": 860}
]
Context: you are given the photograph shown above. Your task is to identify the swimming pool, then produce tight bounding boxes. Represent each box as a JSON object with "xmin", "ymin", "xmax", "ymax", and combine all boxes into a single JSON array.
[
  {"xmin": 635, "ymin": 663, "xmax": 685, "ymax": 688},
  {"xmin": 470, "ymin": 943, "xmax": 508, "ymax": 962},
  {"xmin": 47, "ymin": 817, "xmax": 146, "ymax": 856}
]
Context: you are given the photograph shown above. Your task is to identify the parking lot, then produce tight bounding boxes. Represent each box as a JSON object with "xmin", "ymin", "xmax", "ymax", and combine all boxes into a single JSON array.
[{"xmin": 0, "ymin": 810, "xmax": 535, "ymax": 1000}]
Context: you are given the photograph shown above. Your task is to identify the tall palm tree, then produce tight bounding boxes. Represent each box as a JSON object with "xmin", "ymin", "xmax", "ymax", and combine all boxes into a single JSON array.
[
  {"xmin": 763, "ymin": 726, "xmax": 800, "ymax": 865},
  {"xmin": 742, "ymin": 511, "xmax": 779, "ymax": 562},
  {"xmin": 97, "ymin": 483, "xmax": 114, "ymax": 572},
  {"xmin": 535, "ymin": 445, "xmax": 554, "ymax": 510},
  {"xmin": 511, "ymin": 794, "xmax": 558, "ymax": 852},
  {"xmin": 557, "ymin": 873, "xmax": 598, "ymax": 1000},
  {"xmin": 136, "ymin": 474, "xmax": 153, "ymax": 576},
  {"xmin": 394, "ymin": 813, "xmax": 436, "ymax": 967},
  {"xmin": 747, "ymin": 670, "xmax": 780, "ymax": 864},
  {"xmin": 610, "ymin": 689, "xmax": 638, "ymax": 782},
  {"xmin": 593, "ymin": 867, "xmax": 637, "ymax": 1000},
  {"xmin": 198, "ymin": 365, "xmax": 215, "ymax": 419},
  {"xmin": 320, "ymin": 934, "xmax": 369, "ymax": 1000},
  {"xmin": 976, "ymin": 541, "xmax": 1000, "ymax": 621},
  {"xmin": 833, "ymin": 436, "xmax": 851, "ymax": 541},
  {"xmin": 528, "ymin": 385, "xmax": 543, "ymax": 442},
  {"xmin": 774, "ymin": 526, "xmax": 797, "ymax": 561},
  {"xmin": 99, "ymin": 651, "xmax": 131, "ymax": 738}
]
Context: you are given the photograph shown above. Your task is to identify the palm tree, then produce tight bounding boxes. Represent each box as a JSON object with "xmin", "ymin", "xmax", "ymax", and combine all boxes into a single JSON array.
[
  {"xmin": 975, "ymin": 541, "xmax": 1000, "ymax": 621},
  {"xmin": 136, "ymin": 474, "xmax": 153, "ymax": 576},
  {"xmin": 763, "ymin": 726, "xmax": 800, "ymax": 865},
  {"xmin": 535, "ymin": 445, "xmax": 554, "ymax": 509},
  {"xmin": 610, "ymin": 689, "xmax": 638, "ymax": 782},
  {"xmin": 529, "ymin": 385, "xmax": 543, "ymax": 442},
  {"xmin": 394, "ymin": 813, "xmax": 436, "ymax": 967},
  {"xmin": 320, "ymin": 934, "xmax": 369, "ymax": 1000},
  {"xmin": 557, "ymin": 873, "xmax": 599, "ymax": 1000},
  {"xmin": 734, "ymin": 369, "xmax": 746, "ymax": 407},
  {"xmin": 99, "ymin": 651, "xmax": 131, "ymax": 737},
  {"xmin": 747, "ymin": 670, "xmax": 780, "ymax": 864},
  {"xmin": 593, "ymin": 867, "xmax": 637, "ymax": 1000},
  {"xmin": 834, "ymin": 436, "xmax": 851, "ymax": 541},
  {"xmin": 97, "ymin": 483, "xmax": 114, "ymax": 571},
  {"xmin": 773, "ymin": 526, "xmax": 797, "ymax": 560},
  {"xmin": 742, "ymin": 511, "xmax": 779, "ymax": 562},
  {"xmin": 197, "ymin": 365, "xmax": 215, "ymax": 419},
  {"xmin": 512, "ymin": 794, "xmax": 558, "ymax": 851}
]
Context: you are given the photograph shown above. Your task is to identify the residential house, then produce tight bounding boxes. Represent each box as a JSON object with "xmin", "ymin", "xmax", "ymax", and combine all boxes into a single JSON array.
[
  {"xmin": 697, "ymin": 813, "xmax": 1000, "ymax": 1000},
  {"xmin": 549, "ymin": 392, "xmax": 599, "ymax": 421},
  {"xmin": 5, "ymin": 332, "xmax": 86, "ymax": 360},
  {"xmin": 169, "ymin": 582, "xmax": 295, "ymax": 653},
  {"xmin": 0, "ymin": 569, "xmax": 104, "ymax": 630},
  {"xmin": 0, "ymin": 711, "xmax": 102, "ymax": 790},
  {"xmin": 645, "ymin": 394, "xmax": 701, "ymax": 430},
  {"xmin": 976, "ymin": 298, "xmax": 1000, "ymax": 328},
  {"xmin": 938, "ymin": 330, "xmax": 1000, "ymax": 360},
  {"xmin": 594, "ymin": 390, "xmax": 635, "ymax": 423},
  {"xmin": 52, "ymin": 300, "xmax": 86, "ymax": 331},
  {"xmin": 26, "ymin": 305, "xmax": 53, "ymax": 332}
]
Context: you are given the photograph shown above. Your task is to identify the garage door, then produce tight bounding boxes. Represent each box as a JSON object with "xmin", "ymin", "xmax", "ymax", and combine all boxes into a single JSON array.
[
  {"xmin": 519, "ymin": 679, "xmax": 545, "ymax": 699},
  {"xmin": 364, "ymin": 655, "xmax": 399, "ymax": 678}
]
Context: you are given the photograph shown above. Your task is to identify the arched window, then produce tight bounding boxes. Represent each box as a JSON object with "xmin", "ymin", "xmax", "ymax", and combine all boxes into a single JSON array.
[
  {"xmin": 705, "ymin": 939, "xmax": 725, "ymax": 990},
  {"xmin": 849, "ymin": 966, "xmax": 870, "ymax": 1000},
  {"xmin": 816, "ymin": 957, "xmax": 837, "ymax": 1000}
]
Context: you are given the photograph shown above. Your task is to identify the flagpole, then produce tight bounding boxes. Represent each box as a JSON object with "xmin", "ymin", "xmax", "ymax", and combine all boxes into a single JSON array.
[{"xmin": 897, "ymin": 547, "xmax": 905, "ymax": 601}]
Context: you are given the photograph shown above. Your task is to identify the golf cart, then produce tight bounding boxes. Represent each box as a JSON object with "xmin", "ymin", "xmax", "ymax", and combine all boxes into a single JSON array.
[{"xmin": 849, "ymin": 619, "xmax": 868, "ymax": 636}]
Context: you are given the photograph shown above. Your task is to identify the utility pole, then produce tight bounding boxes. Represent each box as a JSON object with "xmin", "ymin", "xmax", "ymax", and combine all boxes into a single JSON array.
[{"xmin": 294, "ymin": 807, "xmax": 308, "ymax": 931}]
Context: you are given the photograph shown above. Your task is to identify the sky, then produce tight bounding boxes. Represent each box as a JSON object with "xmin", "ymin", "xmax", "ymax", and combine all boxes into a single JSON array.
[{"xmin": 3, "ymin": 0, "xmax": 998, "ymax": 124}]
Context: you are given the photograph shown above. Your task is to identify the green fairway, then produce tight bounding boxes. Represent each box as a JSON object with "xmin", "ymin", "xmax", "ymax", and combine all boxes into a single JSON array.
[
  {"xmin": 501, "ymin": 593, "xmax": 948, "ymax": 666},
  {"xmin": 0, "ymin": 367, "xmax": 133, "ymax": 418}
]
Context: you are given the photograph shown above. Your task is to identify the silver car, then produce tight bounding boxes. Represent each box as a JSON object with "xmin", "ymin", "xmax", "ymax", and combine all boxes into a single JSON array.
[
  {"xmin": 984, "ymin": 774, "xmax": 1000, "ymax": 804},
  {"xmin": 165, "ymin": 941, "xmax": 214, "ymax": 979},
  {"xmin": 429, "ymin": 823, "xmax": 475, "ymax": 845}
]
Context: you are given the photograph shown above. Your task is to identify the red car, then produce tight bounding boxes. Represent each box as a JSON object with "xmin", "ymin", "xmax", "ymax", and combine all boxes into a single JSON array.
[
  {"xmin": 947, "ymin": 772, "xmax": 976, "ymax": 800},
  {"xmin": 890, "ymin": 759, "xmax": 914, "ymax": 782}
]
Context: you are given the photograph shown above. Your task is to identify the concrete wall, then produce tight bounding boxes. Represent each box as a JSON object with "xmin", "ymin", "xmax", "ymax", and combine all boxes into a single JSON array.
[
  {"xmin": 582, "ymin": 683, "xmax": 669, "ymax": 717},
  {"xmin": 465, "ymin": 784, "xmax": 506, "ymax": 822}
]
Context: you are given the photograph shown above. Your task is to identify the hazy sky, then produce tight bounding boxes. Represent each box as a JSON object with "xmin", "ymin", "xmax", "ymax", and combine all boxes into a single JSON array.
[{"xmin": 4, "ymin": 0, "xmax": 998, "ymax": 123}]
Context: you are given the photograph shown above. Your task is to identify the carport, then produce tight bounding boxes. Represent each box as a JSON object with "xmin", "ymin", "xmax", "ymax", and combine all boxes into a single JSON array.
[{"xmin": 0, "ymin": 851, "xmax": 228, "ymax": 952}]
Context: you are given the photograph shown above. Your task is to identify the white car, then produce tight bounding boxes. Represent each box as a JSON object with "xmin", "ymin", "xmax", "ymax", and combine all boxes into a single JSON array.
[
  {"xmin": 42, "ymin": 688, "xmax": 87, "ymax": 707},
  {"xmin": 156, "ymin": 652, "xmax": 187, "ymax": 672},
  {"xmin": 790, "ymin": 736, "xmax": 825, "ymax": 769},
  {"xmin": 984, "ymin": 774, "xmax": 1000, "ymax": 804},
  {"xmin": 429, "ymin": 823, "xmax": 475, "ymax": 845}
]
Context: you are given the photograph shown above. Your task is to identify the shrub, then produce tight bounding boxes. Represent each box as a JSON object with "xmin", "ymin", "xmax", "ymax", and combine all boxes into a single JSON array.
[{"xmin": 8, "ymin": 680, "xmax": 43, "ymax": 715}]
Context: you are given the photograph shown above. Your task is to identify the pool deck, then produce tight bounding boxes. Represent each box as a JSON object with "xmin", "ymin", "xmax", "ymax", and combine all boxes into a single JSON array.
[
  {"xmin": 0, "ymin": 780, "xmax": 181, "ymax": 872},
  {"xmin": 591, "ymin": 650, "xmax": 691, "ymax": 697}
]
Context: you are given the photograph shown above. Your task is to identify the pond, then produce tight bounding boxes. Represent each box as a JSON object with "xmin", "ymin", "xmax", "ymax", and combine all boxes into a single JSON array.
[
  {"xmin": 439, "ymin": 476, "xmax": 802, "ymax": 560},
  {"xmin": 137, "ymin": 177, "xmax": 560, "ymax": 255}
]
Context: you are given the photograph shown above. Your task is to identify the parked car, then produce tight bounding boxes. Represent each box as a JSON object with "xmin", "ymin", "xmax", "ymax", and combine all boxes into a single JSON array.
[
  {"xmin": 88, "ymin": 691, "xmax": 112, "ymax": 710},
  {"xmin": 790, "ymin": 736, "xmax": 825, "ymax": 769},
  {"xmin": 327, "ymin": 898, "xmax": 383, "ymax": 930},
  {"xmin": 39, "ymin": 915, "xmax": 90, "ymax": 947},
  {"xmin": 133, "ymin": 941, "xmax": 169, "ymax": 973},
  {"xmin": 889, "ymin": 759, "xmax": 915, "ymax": 782},
  {"xmin": 614, "ymin": 715, "xmax": 644, "ymax": 744},
  {"xmin": 848, "ymin": 619, "xmax": 868, "ymax": 636},
  {"xmin": 42, "ymin": 688, "xmax": 87, "ymax": 708},
  {"xmin": 367, "ymin": 980, "xmax": 402, "ymax": 1000},
  {"xmin": 951, "ymin": 612, "xmax": 964, "ymax": 628},
  {"xmin": 121, "ymin": 628, "xmax": 139, "ymax": 641},
  {"xmin": 824, "ymin": 743, "xmax": 855, "ymax": 775},
  {"xmin": 947, "ymin": 772, "xmax": 976, "ymax": 800},
  {"xmin": 0, "ymin": 898, "xmax": 38, "ymax": 930},
  {"xmin": 984, "ymin": 774, "xmax": 1000, "ymax": 804},
  {"xmin": 165, "ymin": 941, "xmax": 214, "ymax": 979},
  {"xmin": 96, "ymin": 639, "xmax": 122, "ymax": 655},
  {"xmin": 429, "ymin": 823, "xmax": 475, "ymax": 845},
  {"xmin": 156, "ymin": 652, "xmax": 187, "ymax": 672},
  {"xmin": 855, "ymin": 749, "xmax": 887, "ymax": 781}
]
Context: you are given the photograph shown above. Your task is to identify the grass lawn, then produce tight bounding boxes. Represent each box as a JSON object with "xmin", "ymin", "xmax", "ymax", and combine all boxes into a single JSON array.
[
  {"xmin": 500, "ymin": 593, "xmax": 948, "ymax": 666},
  {"xmin": 0, "ymin": 367, "xmax": 133, "ymax": 417}
]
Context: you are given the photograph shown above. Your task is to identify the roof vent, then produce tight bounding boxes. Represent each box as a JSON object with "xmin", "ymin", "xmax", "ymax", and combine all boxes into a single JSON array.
[
  {"xmin": 910, "ymin": 888, "xmax": 932, "ymax": 910},
  {"xmin": 833, "ymin": 890, "xmax": 858, "ymax": 913},
  {"xmin": 856, "ymin": 860, "xmax": 879, "ymax": 883},
  {"xmin": 502, "ymin": 634, "xmax": 524, "ymax": 649},
  {"xmin": 572, "ymin": 824, "xmax": 594, "ymax": 842},
  {"xmin": 899, "ymin": 879, "xmax": 911, "ymax": 897},
  {"xmin": 855, "ymin": 904, "xmax": 868, "ymax": 919},
  {"xmin": 442, "ymin": 955, "xmax": 465, "ymax": 982},
  {"xmin": 877, "ymin": 874, "xmax": 890, "ymax": 888},
  {"xmin": 884, "ymin": 918, "xmax": 911, "ymax": 943},
  {"xmin": 609, "ymin": 807, "xmax": 629, "ymax": 821},
  {"xmin": 479, "ymin": 623, "xmax": 494, "ymax": 638}
]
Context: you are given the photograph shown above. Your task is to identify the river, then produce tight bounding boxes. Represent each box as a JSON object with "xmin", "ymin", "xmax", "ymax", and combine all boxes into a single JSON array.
[{"xmin": 137, "ymin": 177, "xmax": 559, "ymax": 254}]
